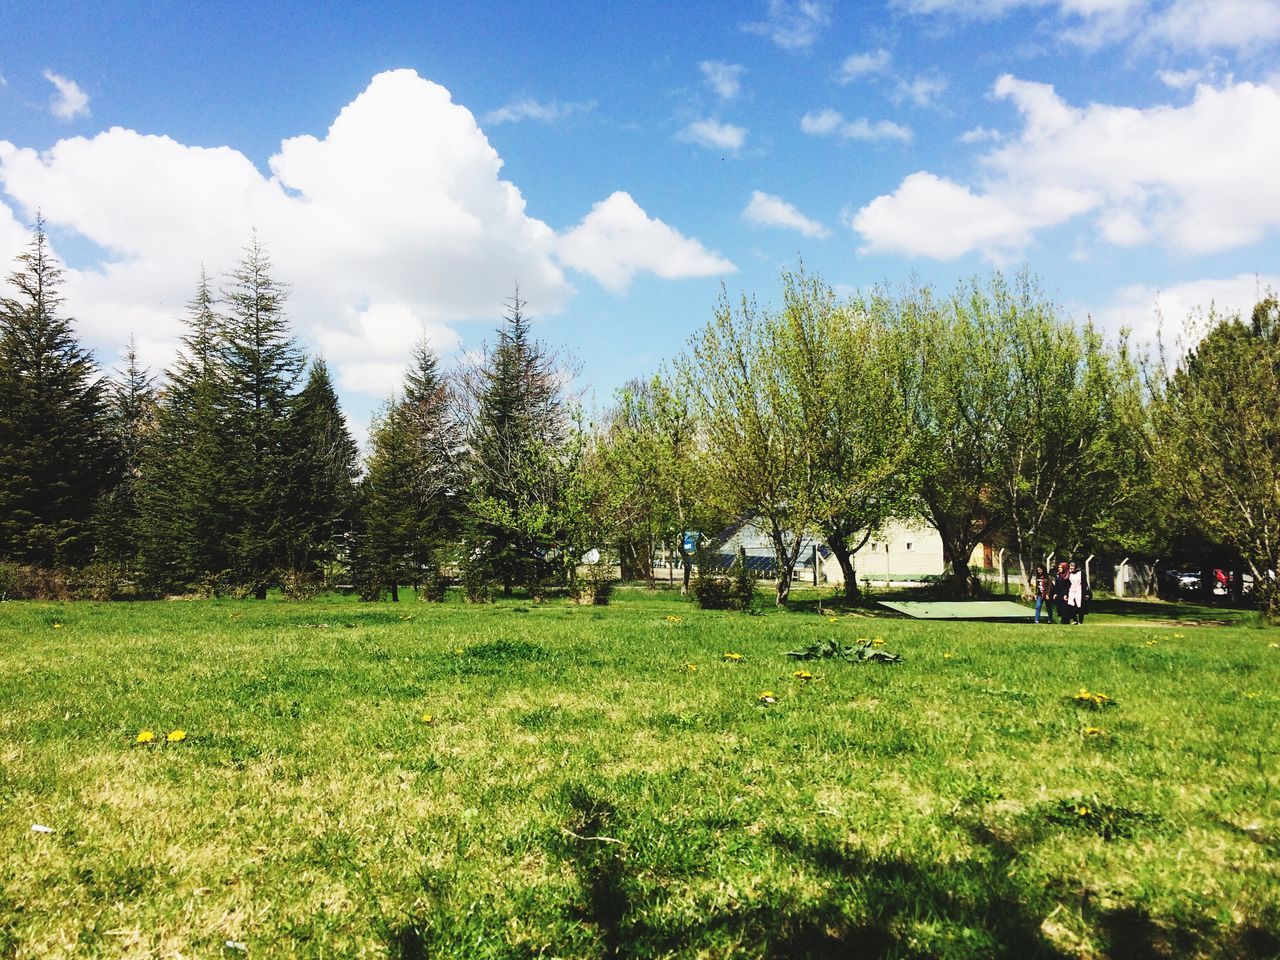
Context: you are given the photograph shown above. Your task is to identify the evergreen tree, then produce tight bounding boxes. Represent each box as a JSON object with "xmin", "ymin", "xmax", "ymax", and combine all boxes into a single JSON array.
[
  {"xmin": 283, "ymin": 358, "xmax": 359, "ymax": 577},
  {"xmin": 219, "ymin": 235, "xmax": 303, "ymax": 596},
  {"xmin": 95, "ymin": 336, "xmax": 155, "ymax": 568},
  {"xmin": 355, "ymin": 339, "xmax": 460, "ymax": 600},
  {"xmin": 461, "ymin": 292, "xmax": 570, "ymax": 595},
  {"xmin": 138, "ymin": 270, "xmax": 231, "ymax": 589},
  {"xmin": 0, "ymin": 217, "xmax": 112, "ymax": 565}
]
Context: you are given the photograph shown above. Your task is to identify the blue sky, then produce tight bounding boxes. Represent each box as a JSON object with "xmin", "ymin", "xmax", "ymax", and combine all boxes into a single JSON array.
[{"xmin": 2, "ymin": 0, "xmax": 1278, "ymax": 441}]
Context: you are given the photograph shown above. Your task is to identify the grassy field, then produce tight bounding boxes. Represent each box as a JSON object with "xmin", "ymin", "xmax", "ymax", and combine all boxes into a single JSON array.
[{"xmin": 1, "ymin": 589, "xmax": 1277, "ymax": 959}]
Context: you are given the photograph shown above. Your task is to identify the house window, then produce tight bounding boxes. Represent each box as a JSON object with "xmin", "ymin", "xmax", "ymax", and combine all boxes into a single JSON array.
[{"xmin": 906, "ymin": 542, "xmax": 912, "ymax": 550}]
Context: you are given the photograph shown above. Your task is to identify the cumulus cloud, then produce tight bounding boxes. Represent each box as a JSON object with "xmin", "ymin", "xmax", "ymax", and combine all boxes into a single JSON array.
[
  {"xmin": 838, "ymin": 49, "xmax": 892, "ymax": 83},
  {"xmin": 482, "ymin": 97, "xmax": 593, "ymax": 125},
  {"xmin": 43, "ymin": 70, "xmax": 90, "ymax": 120},
  {"xmin": 743, "ymin": 0, "xmax": 832, "ymax": 49},
  {"xmin": 557, "ymin": 191, "xmax": 735, "ymax": 292},
  {"xmin": 850, "ymin": 74, "xmax": 1280, "ymax": 260},
  {"xmin": 699, "ymin": 61, "xmax": 745, "ymax": 100},
  {"xmin": 960, "ymin": 125, "xmax": 1004, "ymax": 143},
  {"xmin": 800, "ymin": 109, "xmax": 913, "ymax": 142},
  {"xmin": 0, "ymin": 70, "xmax": 723, "ymax": 405},
  {"xmin": 743, "ymin": 191, "xmax": 831, "ymax": 238},
  {"xmin": 678, "ymin": 117, "xmax": 748, "ymax": 151}
]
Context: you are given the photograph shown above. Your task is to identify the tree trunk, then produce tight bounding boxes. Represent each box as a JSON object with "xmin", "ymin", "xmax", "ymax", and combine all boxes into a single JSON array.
[
  {"xmin": 680, "ymin": 553, "xmax": 693, "ymax": 595},
  {"xmin": 390, "ymin": 582, "xmax": 399, "ymax": 602},
  {"xmin": 254, "ymin": 584, "xmax": 268, "ymax": 600},
  {"xmin": 770, "ymin": 526, "xmax": 803, "ymax": 607},
  {"xmin": 941, "ymin": 536, "xmax": 982, "ymax": 598},
  {"xmin": 827, "ymin": 533, "xmax": 862, "ymax": 603}
]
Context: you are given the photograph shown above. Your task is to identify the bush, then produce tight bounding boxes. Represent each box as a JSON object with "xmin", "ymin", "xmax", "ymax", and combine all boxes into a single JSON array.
[
  {"xmin": 0, "ymin": 564, "xmax": 71, "ymax": 600},
  {"xmin": 418, "ymin": 567, "xmax": 448, "ymax": 603},
  {"xmin": 71, "ymin": 562, "xmax": 137, "ymax": 601},
  {"xmin": 691, "ymin": 570, "xmax": 733, "ymax": 609},
  {"xmin": 573, "ymin": 561, "xmax": 615, "ymax": 606},
  {"xmin": 279, "ymin": 569, "xmax": 323, "ymax": 601},
  {"xmin": 460, "ymin": 549, "xmax": 493, "ymax": 604}
]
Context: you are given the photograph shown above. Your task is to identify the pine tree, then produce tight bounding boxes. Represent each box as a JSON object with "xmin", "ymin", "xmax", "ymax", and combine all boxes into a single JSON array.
[
  {"xmin": 283, "ymin": 359, "xmax": 359, "ymax": 578},
  {"xmin": 95, "ymin": 336, "xmax": 155, "ymax": 568},
  {"xmin": 0, "ymin": 217, "xmax": 112, "ymax": 566},
  {"xmin": 355, "ymin": 339, "xmax": 460, "ymax": 600},
  {"xmin": 219, "ymin": 235, "xmax": 303, "ymax": 596},
  {"xmin": 138, "ymin": 270, "xmax": 231, "ymax": 589},
  {"xmin": 461, "ymin": 292, "xmax": 569, "ymax": 594}
]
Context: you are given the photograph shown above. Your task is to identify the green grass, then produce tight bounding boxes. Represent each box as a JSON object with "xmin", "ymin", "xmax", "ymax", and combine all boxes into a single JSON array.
[{"xmin": 1, "ymin": 589, "xmax": 1277, "ymax": 958}]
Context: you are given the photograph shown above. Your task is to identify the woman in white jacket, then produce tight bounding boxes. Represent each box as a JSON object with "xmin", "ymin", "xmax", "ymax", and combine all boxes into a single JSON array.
[{"xmin": 1067, "ymin": 560, "xmax": 1085, "ymax": 624}]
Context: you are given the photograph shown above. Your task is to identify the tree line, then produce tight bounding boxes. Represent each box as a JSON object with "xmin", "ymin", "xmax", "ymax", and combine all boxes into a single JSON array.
[{"xmin": 0, "ymin": 221, "xmax": 1276, "ymax": 620}]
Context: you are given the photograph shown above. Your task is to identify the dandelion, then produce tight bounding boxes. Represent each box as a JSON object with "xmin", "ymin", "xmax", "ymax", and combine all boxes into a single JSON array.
[
  {"xmin": 826, "ymin": 617, "xmax": 838, "ymax": 624},
  {"xmin": 1173, "ymin": 633, "xmax": 1184, "ymax": 639},
  {"xmin": 454, "ymin": 647, "xmax": 464, "ymax": 655},
  {"xmin": 665, "ymin": 615, "xmax": 684, "ymax": 624},
  {"xmin": 135, "ymin": 730, "xmax": 155, "ymax": 744},
  {"xmin": 1244, "ymin": 692, "xmax": 1260, "ymax": 700},
  {"xmin": 167, "ymin": 730, "xmax": 186, "ymax": 743},
  {"xmin": 420, "ymin": 713, "xmax": 435, "ymax": 724},
  {"xmin": 1083, "ymin": 727, "xmax": 1106, "ymax": 738},
  {"xmin": 1076, "ymin": 806, "xmax": 1090, "ymax": 817},
  {"xmin": 723, "ymin": 652, "xmax": 744, "ymax": 662},
  {"xmin": 758, "ymin": 691, "xmax": 777, "ymax": 705},
  {"xmin": 1145, "ymin": 639, "xmax": 1158, "ymax": 647},
  {"xmin": 871, "ymin": 637, "xmax": 885, "ymax": 647},
  {"xmin": 1073, "ymin": 688, "xmax": 1113, "ymax": 709},
  {"xmin": 943, "ymin": 652, "xmax": 955, "ymax": 660},
  {"xmin": 52, "ymin": 623, "xmax": 62, "ymax": 629},
  {"xmin": 793, "ymin": 670, "xmax": 813, "ymax": 681},
  {"xmin": 683, "ymin": 663, "xmax": 697, "ymax": 672}
]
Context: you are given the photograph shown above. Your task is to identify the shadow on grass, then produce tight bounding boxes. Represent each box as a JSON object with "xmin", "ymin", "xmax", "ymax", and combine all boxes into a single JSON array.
[{"xmin": 385, "ymin": 798, "xmax": 1277, "ymax": 960}]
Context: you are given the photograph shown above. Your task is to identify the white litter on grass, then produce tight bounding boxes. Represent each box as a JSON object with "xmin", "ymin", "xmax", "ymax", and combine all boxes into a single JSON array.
[
  {"xmin": 225, "ymin": 942, "xmax": 248, "ymax": 953},
  {"xmin": 30, "ymin": 824, "xmax": 55, "ymax": 834}
]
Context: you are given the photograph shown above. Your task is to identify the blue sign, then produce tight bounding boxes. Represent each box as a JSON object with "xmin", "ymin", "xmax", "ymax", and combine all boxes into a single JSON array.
[{"xmin": 681, "ymin": 531, "xmax": 701, "ymax": 554}]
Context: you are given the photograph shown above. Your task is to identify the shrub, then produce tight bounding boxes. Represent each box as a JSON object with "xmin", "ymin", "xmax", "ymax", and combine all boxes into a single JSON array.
[
  {"xmin": 0, "ymin": 564, "xmax": 71, "ymax": 600},
  {"xmin": 573, "ymin": 561, "xmax": 615, "ymax": 606},
  {"xmin": 692, "ymin": 548, "xmax": 756, "ymax": 611},
  {"xmin": 279, "ymin": 569, "xmax": 323, "ymax": 601},
  {"xmin": 459, "ymin": 550, "xmax": 493, "ymax": 604},
  {"xmin": 71, "ymin": 562, "xmax": 136, "ymax": 601},
  {"xmin": 418, "ymin": 567, "xmax": 448, "ymax": 603}
]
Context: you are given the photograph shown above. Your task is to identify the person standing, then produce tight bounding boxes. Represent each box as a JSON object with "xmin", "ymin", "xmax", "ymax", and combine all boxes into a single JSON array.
[
  {"xmin": 1054, "ymin": 561, "xmax": 1072, "ymax": 624},
  {"xmin": 1033, "ymin": 563, "xmax": 1054, "ymax": 623},
  {"xmin": 1067, "ymin": 560, "xmax": 1084, "ymax": 624}
]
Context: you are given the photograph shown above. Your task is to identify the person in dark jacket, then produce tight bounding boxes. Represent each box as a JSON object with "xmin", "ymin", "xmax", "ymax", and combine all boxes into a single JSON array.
[
  {"xmin": 1033, "ymin": 563, "xmax": 1054, "ymax": 623},
  {"xmin": 1054, "ymin": 561, "xmax": 1072, "ymax": 624}
]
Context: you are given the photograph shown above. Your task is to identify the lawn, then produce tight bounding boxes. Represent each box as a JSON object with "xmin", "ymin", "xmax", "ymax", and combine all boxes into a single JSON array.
[{"xmin": 1, "ymin": 589, "xmax": 1277, "ymax": 959}]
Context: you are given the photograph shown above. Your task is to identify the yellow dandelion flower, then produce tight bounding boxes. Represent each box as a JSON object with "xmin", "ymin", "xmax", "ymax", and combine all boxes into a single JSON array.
[
  {"xmin": 826, "ymin": 616, "xmax": 838, "ymax": 624},
  {"xmin": 793, "ymin": 670, "xmax": 813, "ymax": 681},
  {"xmin": 683, "ymin": 662, "xmax": 697, "ymax": 672},
  {"xmin": 1173, "ymin": 633, "xmax": 1184, "ymax": 639},
  {"xmin": 454, "ymin": 647, "xmax": 464, "ymax": 655},
  {"xmin": 1244, "ymin": 692, "xmax": 1260, "ymax": 700},
  {"xmin": 135, "ymin": 729, "xmax": 155, "ymax": 744},
  {"xmin": 871, "ymin": 637, "xmax": 885, "ymax": 646},
  {"xmin": 1083, "ymin": 727, "xmax": 1106, "ymax": 738},
  {"xmin": 420, "ymin": 713, "xmax": 435, "ymax": 724},
  {"xmin": 167, "ymin": 730, "xmax": 186, "ymax": 743},
  {"xmin": 723, "ymin": 652, "xmax": 744, "ymax": 662},
  {"xmin": 758, "ymin": 691, "xmax": 777, "ymax": 704},
  {"xmin": 665, "ymin": 615, "xmax": 684, "ymax": 623},
  {"xmin": 52, "ymin": 623, "xmax": 62, "ymax": 629},
  {"xmin": 943, "ymin": 652, "xmax": 955, "ymax": 660},
  {"xmin": 1076, "ymin": 806, "xmax": 1090, "ymax": 817}
]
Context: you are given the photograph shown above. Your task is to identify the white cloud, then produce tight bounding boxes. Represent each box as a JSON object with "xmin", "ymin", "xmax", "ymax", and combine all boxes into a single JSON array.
[
  {"xmin": 800, "ymin": 109, "xmax": 913, "ymax": 142},
  {"xmin": 43, "ymin": 70, "xmax": 90, "ymax": 120},
  {"xmin": 557, "ymin": 191, "xmax": 735, "ymax": 292},
  {"xmin": 743, "ymin": 0, "xmax": 832, "ymax": 49},
  {"xmin": 482, "ymin": 97, "xmax": 593, "ymax": 125},
  {"xmin": 1093, "ymin": 272, "xmax": 1280, "ymax": 340},
  {"xmin": 743, "ymin": 190, "xmax": 831, "ymax": 237},
  {"xmin": 894, "ymin": 0, "xmax": 1280, "ymax": 53},
  {"xmin": 678, "ymin": 117, "xmax": 748, "ymax": 151},
  {"xmin": 0, "ymin": 70, "xmax": 723, "ymax": 402},
  {"xmin": 699, "ymin": 61, "xmax": 745, "ymax": 100},
  {"xmin": 960, "ymin": 125, "xmax": 1004, "ymax": 143},
  {"xmin": 894, "ymin": 73, "xmax": 949, "ymax": 108},
  {"xmin": 838, "ymin": 49, "xmax": 892, "ymax": 83},
  {"xmin": 850, "ymin": 75, "xmax": 1280, "ymax": 259}
]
